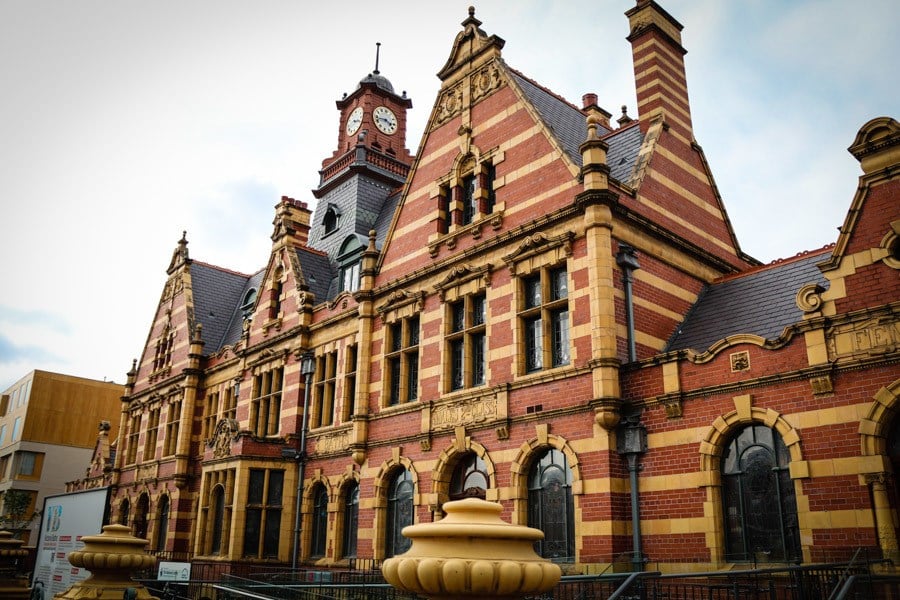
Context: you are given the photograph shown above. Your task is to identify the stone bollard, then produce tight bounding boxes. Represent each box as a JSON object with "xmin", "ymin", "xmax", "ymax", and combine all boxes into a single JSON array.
[
  {"xmin": 54, "ymin": 524, "xmax": 158, "ymax": 600},
  {"xmin": 382, "ymin": 498, "xmax": 561, "ymax": 600},
  {"xmin": 0, "ymin": 530, "xmax": 30, "ymax": 600}
]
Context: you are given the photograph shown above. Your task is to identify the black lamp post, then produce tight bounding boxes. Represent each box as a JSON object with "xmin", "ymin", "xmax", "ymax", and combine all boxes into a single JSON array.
[
  {"xmin": 617, "ymin": 410, "xmax": 648, "ymax": 571},
  {"xmin": 282, "ymin": 351, "xmax": 315, "ymax": 571}
]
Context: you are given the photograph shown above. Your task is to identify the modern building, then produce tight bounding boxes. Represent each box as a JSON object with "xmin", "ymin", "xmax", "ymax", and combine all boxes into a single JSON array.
[
  {"xmin": 0, "ymin": 370, "xmax": 123, "ymax": 543},
  {"xmin": 70, "ymin": 1, "xmax": 899, "ymax": 573}
]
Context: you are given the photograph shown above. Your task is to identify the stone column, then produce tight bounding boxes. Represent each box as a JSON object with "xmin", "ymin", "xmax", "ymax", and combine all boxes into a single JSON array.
[
  {"xmin": 866, "ymin": 473, "xmax": 900, "ymax": 565},
  {"xmin": 382, "ymin": 498, "xmax": 561, "ymax": 599},
  {"xmin": 0, "ymin": 531, "xmax": 30, "ymax": 600},
  {"xmin": 54, "ymin": 524, "xmax": 158, "ymax": 600}
]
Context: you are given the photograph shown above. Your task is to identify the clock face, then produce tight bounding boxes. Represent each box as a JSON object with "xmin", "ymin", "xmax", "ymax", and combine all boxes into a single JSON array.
[
  {"xmin": 373, "ymin": 105, "xmax": 398, "ymax": 135},
  {"xmin": 346, "ymin": 106, "xmax": 364, "ymax": 136}
]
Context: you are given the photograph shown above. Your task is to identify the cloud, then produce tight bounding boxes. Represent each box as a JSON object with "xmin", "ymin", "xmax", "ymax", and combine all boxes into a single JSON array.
[
  {"xmin": 0, "ymin": 332, "xmax": 61, "ymax": 365},
  {"xmin": 0, "ymin": 306, "xmax": 71, "ymax": 335}
]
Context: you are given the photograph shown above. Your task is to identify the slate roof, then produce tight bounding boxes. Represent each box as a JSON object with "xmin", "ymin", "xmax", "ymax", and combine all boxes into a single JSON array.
[
  {"xmin": 218, "ymin": 268, "xmax": 265, "ymax": 351},
  {"xmin": 509, "ymin": 69, "xmax": 642, "ymax": 185},
  {"xmin": 297, "ymin": 250, "xmax": 334, "ymax": 303},
  {"xmin": 666, "ymin": 250, "xmax": 832, "ymax": 353},
  {"xmin": 190, "ymin": 262, "xmax": 255, "ymax": 352}
]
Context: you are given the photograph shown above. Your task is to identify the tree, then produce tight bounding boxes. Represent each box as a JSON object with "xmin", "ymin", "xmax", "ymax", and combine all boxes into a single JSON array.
[{"xmin": 0, "ymin": 490, "xmax": 39, "ymax": 539}]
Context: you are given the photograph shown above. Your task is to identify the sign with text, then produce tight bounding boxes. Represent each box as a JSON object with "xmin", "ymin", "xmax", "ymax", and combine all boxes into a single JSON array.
[
  {"xmin": 31, "ymin": 488, "xmax": 111, "ymax": 598},
  {"xmin": 158, "ymin": 561, "xmax": 191, "ymax": 581}
]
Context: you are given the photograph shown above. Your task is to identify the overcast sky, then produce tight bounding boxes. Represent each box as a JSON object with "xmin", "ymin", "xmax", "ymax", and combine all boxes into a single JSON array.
[{"xmin": 0, "ymin": 0, "xmax": 897, "ymax": 390}]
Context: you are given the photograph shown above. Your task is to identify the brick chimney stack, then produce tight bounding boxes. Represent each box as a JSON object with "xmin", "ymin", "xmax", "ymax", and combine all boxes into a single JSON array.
[
  {"xmin": 625, "ymin": 0, "xmax": 693, "ymax": 139},
  {"xmin": 271, "ymin": 195, "xmax": 312, "ymax": 248}
]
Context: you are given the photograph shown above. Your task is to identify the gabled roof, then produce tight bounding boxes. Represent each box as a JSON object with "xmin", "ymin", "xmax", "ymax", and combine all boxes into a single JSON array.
[
  {"xmin": 509, "ymin": 69, "xmax": 642, "ymax": 186},
  {"xmin": 190, "ymin": 262, "xmax": 254, "ymax": 352},
  {"xmin": 666, "ymin": 248, "xmax": 832, "ymax": 352}
]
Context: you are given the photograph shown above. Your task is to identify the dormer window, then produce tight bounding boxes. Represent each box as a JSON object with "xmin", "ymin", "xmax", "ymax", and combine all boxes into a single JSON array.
[
  {"xmin": 240, "ymin": 288, "xmax": 257, "ymax": 320},
  {"xmin": 338, "ymin": 236, "xmax": 363, "ymax": 293},
  {"xmin": 323, "ymin": 205, "xmax": 341, "ymax": 235}
]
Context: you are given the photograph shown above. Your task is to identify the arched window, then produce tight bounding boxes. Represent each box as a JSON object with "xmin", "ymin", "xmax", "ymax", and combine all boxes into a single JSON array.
[
  {"xmin": 310, "ymin": 484, "xmax": 328, "ymax": 558},
  {"xmin": 450, "ymin": 453, "xmax": 488, "ymax": 500},
  {"xmin": 134, "ymin": 494, "xmax": 150, "ymax": 540},
  {"xmin": 210, "ymin": 486, "xmax": 225, "ymax": 554},
  {"xmin": 386, "ymin": 469, "xmax": 414, "ymax": 558},
  {"xmin": 155, "ymin": 495, "xmax": 170, "ymax": 552},
  {"xmin": 527, "ymin": 448, "xmax": 574, "ymax": 562},
  {"xmin": 338, "ymin": 236, "xmax": 363, "ymax": 293},
  {"xmin": 323, "ymin": 205, "xmax": 341, "ymax": 235},
  {"xmin": 722, "ymin": 424, "xmax": 800, "ymax": 562},
  {"xmin": 341, "ymin": 482, "xmax": 359, "ymax": 559},
  {"xmin": 241, "ymin": 288, "xmax": 257, "ymax": 320},
  {"xmin": 119, "ymin": 499, "xmax": 130, "ymax": 527}
]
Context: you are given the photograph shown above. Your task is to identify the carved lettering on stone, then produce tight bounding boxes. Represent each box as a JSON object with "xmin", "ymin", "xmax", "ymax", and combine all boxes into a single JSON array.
[
  {"xmin": 316, "ymin": 430, "xmax": 350, "ymax": 456},
  {"xmin": 432, "ymin": 395, "xmax": 498, "ymax": 431},
  {"xmin": 828, "ymin": 317, "xmax": 899, "ymax": 359}
]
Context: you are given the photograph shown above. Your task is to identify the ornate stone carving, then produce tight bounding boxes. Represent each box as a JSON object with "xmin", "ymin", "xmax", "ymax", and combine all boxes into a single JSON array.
[
  {"xmin": 810, "ymin": 374, "xmax": 833, "ymax": 396},
  {"xmin": 315, "ymin": 430, "xmax": 351, "ymax": 456},
  {"xmin": 136, "ymin": 462, "xmax": 158, "ymax": 482},
  {"xmin": 796, "ymin": 283, "xmax": 826, "ymax": 313},
  {"xmin": 662, "ymin": 397, "xmax": 683, "ymax": 419},
  {"xmin": 435, "ymin": 84, "xmax": 464, "ymax": 126},
  {"xmin": 470, "ymin": 64, "xmax": 503, "ymax": 103},
  {"xmin": 432, "ymin": 396, "xmax": 498, "ymax": 431},
  {"xmin": 210, "ymin": 418, "xmax": 240, "ymax": 458},
  {"xmin": 730, "ymin": 351, "xmax": 750, "ymax": 372}
]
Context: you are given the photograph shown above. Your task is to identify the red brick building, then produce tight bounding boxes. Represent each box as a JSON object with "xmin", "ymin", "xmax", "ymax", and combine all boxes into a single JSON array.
[{"xmin": 72, "ymin": 1, "xmax": 899, "ymax": 573}]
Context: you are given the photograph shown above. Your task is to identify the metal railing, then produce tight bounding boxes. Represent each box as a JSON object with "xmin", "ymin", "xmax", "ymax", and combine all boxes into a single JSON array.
[{"xmin": 133, "ymin": 549, "xmax": 893, "ymax": 600}]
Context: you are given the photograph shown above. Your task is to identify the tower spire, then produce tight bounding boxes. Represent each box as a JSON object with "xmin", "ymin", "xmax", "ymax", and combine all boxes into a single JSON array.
[{"xmin": 374, "ymin": 42, "xmax": 381, "ymax": 74}]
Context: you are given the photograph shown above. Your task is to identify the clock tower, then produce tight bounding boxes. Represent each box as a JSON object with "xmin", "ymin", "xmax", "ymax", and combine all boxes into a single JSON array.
[{"xmin": 307, "ymin": 45, "xmax": 414, "ymax": 286}]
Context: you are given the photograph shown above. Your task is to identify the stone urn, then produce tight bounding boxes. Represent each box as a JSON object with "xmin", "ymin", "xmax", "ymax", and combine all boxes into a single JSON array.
[
  {"xmin": 0, "ymin": 530, "xmax": 30, "ymax": 600},
  {"xmin": 55, "ymin": 524, "xmax": 158, "ymax": 600},
  {"xmin": 382, "ymin": 498, "xmax": 561, "ymax": 600}
]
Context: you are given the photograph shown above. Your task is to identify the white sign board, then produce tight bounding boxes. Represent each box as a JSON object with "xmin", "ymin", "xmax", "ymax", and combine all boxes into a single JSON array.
[
  {"xmin": 158, "ymin": 561, "xmax": 191, "ymax": 581},
  {"xmin": 31, "ymin": 487, "xmax": 111, "ymax": 599}
]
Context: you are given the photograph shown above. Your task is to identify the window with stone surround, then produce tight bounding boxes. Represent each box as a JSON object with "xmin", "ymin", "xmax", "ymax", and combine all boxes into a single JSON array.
[
  {"xmin": 450, "ymin": 453, "xmax": 488, "ymax": 500},
  {"xmin": 313, "ymin": 351, "xmax": 338, "ymax": 428},
  {"xmin": 339, "ymin": 481, "xmax": 359, "ymax": 559},
  {"xmin": 243, "ymin": 468, "xmax": 283, "ymax": 559},
  {"xmin": 338, "ymin": 236, "xmax": 363, "ymax": 294},
  {"xmin": 341, "ymin": 344, "xmax": 358, "ymax": 422},
  {"xmin": 153, "ymin": 324, "xmax": 175, "ymax": 373},
  {"xmin": 385, "ymin": 316, "xmax": 419, "ymax": 406},
  {"xmin": 163, "ymin": 396, "xmax": 181, "ymax": 456},
  {"xmin": 528, "ymin": 448, "xmax": 574, "ymax": 562},
  {"xmin": 202, "ymin": 390, "xmax": 219, "ymax": 441},
  {"xmin": 435, "ymin": 157, "xmax": 498, "ymax": 234},
  {"xmin": 201, "ymin": 469, "xmax": 234, "ymax": 556},
  {"xmin": 519, "ymin": 265, "xmax": 569, "ymax": 373},
  {"xmin": 250, "ymin": 367, "xmax": 283, "ymax": 437},
  {"xmin": 143, "ymin": 407, "xmax": 160, "ymax": 462},
  {"xmin": 446, "ymin": 293, "xmax": 487, "ymax": 391},
  {"xmin": 126, "ymin": 412, "xmax": 141, "ymax": 465},
  {"xmin": 310, "ymin": 484, "xmax": 328, "ymax": 558},
  {"xmin": 155, "ymin": 495, "xmax": 169, "ymax": 552},
  {"xmin": 722, "ymin": 424, "xmax": 800, "ymax": 562},
  {"xmin": 385, "ymin": 469, "xmax": 414, "ymax": 558}
]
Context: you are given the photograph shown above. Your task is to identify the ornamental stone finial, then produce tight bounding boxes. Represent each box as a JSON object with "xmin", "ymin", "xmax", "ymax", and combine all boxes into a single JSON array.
[
  {"xmin": 55, "ymin": 524, "xmax": 158, "ymax": 600},
  {"xmin": 0, "ymin": 531, "xmax": 30, "ymax": 600},
  {"xmin": 382, "ymin": 498, "xmax": 561, "ymax": 599}
]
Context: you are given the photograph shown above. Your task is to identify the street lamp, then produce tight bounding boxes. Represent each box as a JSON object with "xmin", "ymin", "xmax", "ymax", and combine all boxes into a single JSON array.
[
  {"xmin": 283, "ymin": 351, "xmax": 316, "ymax": 571},
  {"xmin": 617, "ymin": 410, "xmax": 647, "ymax": 572}
]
